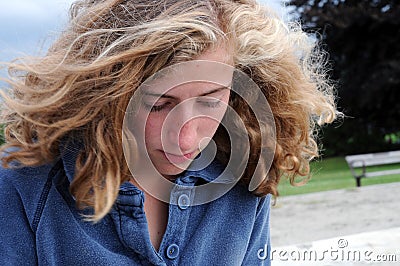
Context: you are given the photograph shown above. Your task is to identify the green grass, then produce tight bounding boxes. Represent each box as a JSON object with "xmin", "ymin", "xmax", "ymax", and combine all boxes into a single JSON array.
[{"xmin": 278, "ymin": 156, "xmax": 400, "ymax": 196}]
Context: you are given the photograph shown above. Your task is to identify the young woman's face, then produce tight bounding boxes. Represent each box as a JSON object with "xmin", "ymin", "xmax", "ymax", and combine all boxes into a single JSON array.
[{"xmin": 132, "ymin": 47, "xmax": 233, "ymax": 180}]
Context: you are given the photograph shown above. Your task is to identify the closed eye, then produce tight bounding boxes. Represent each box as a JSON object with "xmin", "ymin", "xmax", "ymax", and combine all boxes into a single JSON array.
[
  {"xmin": 143, "ymin": 102, "xmax": 170, "ymax": 112},
  {"xmin": 198, "ymin": 100, "xmax": 222, "ymax": 108},
  {"xmin": 197, "ymin": 96, "xmax": 223, "ymax": 108}
]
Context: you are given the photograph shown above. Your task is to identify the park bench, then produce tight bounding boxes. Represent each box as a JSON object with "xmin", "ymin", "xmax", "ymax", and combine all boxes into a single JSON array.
[{"xmin": 345, "ymin": 150, "xmax": 400, "ymax": 187}]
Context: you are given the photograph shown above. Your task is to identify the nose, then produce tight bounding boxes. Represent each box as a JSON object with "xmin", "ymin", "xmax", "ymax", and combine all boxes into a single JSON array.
[
  {"xmin": 177, "ymin": 119, "xmax": 198, "ymax": 153},
  {"xmin": 163, "ymin": 100, "xmax": 202, "ymax": 154},
  {"xmin": 165, "ymin": 114, "xmax": 199, "ymax": 154}
]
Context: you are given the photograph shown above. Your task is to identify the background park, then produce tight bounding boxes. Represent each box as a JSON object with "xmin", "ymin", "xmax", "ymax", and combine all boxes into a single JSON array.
[
  {"xmin": 272, "ymin": 1, "xmax": 400, "ymax": 265},
  {"xmin": 0, "ymin": 0, "xmax": 399, "ymax": 265},
  {"xmin": 278, "ymin": 0, "xmax": 400, "ymax": 196}
]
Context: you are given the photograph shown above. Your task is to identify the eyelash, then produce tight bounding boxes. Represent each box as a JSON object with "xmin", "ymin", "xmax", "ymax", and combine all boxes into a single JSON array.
[
  {"xmin": 200, "ymin": 100, "xmax": 222, "ymax": 108},
  {"xmin": 143, "ymin": 100, "xmax": 222, "ymax": 113},
  {"xmin": 143, "ymin": 103, "xmax": 168, "ymax": 112}
]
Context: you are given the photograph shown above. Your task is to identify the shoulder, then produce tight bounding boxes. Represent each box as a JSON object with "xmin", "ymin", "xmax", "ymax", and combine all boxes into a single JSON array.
[
  {"xmin": 0, "ymin": 160, "xmax": 55, "ymax": 190},
  {"xmin": 208, "ymin": 181, "xmax": 271, "ymax": 223},
  {"xmin": 0, "ymin": 161, "xmax": 57, "ymax": 224},
  {"xmin": 230, "ymin": 182, "xmax": 271, "ymax": 210}
]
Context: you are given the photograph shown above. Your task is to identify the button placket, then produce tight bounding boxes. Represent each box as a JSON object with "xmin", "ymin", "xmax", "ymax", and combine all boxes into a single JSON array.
[
  {"xmin": 174, "ymin": 181, "xmax": 195, "ymax": 211},
  {"xmin": 159, "ymin": 183, "xmax": 195, "ymax": 263}
]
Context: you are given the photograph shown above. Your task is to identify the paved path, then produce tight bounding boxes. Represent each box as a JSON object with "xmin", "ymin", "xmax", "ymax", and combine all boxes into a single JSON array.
[
  {"xmin": 269, "ymin": 182, "xmax": 400, "ymax": 265},
  {"xmin": 271, "ymin": 227, "xmax": 400, "ymax": 265}
]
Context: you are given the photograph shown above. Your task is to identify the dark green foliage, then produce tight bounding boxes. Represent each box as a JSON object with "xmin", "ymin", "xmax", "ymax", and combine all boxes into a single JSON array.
[{"xmin": 288, "ymin": 0, "xmax": 400, "ymax": 155}]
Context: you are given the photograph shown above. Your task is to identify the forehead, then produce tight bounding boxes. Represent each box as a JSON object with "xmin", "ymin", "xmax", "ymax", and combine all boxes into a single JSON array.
[
  {"xmin": 140, "ymin": 59, "xmax": 234, "ymax": 97},
  {"xmin": 194, "ymin": 45, "xmax": 234, "ymax": 65},
  {"xmin": 144, "ymin": 81, "xmax": 230, "ymax": 101}
]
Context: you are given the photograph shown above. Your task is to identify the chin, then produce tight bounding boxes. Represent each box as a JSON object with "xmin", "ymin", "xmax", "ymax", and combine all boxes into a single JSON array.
[{"xmin": 156, "ymin": 163, "xmax": 189, "ymax": 178}]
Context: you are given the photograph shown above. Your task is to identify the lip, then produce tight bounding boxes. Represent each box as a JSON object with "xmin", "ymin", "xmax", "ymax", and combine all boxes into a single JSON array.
[{"xmin": 161, "ymin": 150, "xmax": 197, "ymax": 164}]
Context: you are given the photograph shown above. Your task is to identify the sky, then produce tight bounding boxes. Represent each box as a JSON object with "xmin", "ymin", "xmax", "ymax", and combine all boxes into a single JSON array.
[
  {"xmin": 0, "ymin": 0, "xmax": 288, "ymax": 65},
  {"xmin": 0, "ymin": 0, "xmax": 73, "ymax": 62}
]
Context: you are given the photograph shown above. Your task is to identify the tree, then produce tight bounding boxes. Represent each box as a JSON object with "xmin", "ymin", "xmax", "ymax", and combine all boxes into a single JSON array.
[{"xmin": 288, "ymin": 0, "xmax": 400, "ymax": 156}]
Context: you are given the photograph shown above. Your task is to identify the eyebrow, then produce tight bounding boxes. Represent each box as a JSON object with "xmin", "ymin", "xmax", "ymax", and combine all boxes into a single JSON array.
[{"xmin": 143, "ymin": 86, "xmax": 229, "ymax": 99}]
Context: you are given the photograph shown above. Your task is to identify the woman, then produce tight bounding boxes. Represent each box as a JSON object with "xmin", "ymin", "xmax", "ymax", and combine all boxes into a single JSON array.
[{"xmin": 0, "ymin": 0, "xmax": 337, "ymax": 265}]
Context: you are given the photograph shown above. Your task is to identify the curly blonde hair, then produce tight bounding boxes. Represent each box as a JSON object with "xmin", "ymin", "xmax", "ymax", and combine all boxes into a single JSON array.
[{"xmin": 0, "ymin": 0, "xmax": 337, "ymax": 221}]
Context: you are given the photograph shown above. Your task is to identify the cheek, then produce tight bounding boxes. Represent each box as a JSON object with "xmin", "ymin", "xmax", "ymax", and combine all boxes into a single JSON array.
[{"xmin": 144, "ymin": 115, "xmax": 164, "ymax": 145}]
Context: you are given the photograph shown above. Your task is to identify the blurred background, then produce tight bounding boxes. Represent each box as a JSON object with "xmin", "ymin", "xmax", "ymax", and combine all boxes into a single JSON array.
[
  {"xmin": 279, "ymin": 0, "xmax": 400, "ymax": 195},
  {"xmin": 0, "ymin": 0, "xmax": 72, "ymax": 65},
  {"xmin": 289, "ymin": 0, "xmax": 400, "ymax": 157}
]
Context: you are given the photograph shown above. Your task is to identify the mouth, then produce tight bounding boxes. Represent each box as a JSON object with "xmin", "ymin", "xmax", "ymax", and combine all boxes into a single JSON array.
[{"xmin": 161, "ymin": 150, "xmax": 198, "ymax": 164}]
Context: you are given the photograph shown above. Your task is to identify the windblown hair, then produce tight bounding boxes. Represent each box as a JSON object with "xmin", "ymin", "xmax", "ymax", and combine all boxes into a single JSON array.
[{"xmin": 0, "ymin": 0, "xmax": 337, "ymax": 221}]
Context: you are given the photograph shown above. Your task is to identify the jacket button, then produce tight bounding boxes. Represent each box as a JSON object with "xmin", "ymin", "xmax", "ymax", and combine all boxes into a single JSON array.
[
  {"xmin": 166, "ymin": 243, "xmax": 179, "ymax": 259},
  {"xmin": 177, "ymin": 194, "xmax": 190, "ymax": 209}
]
